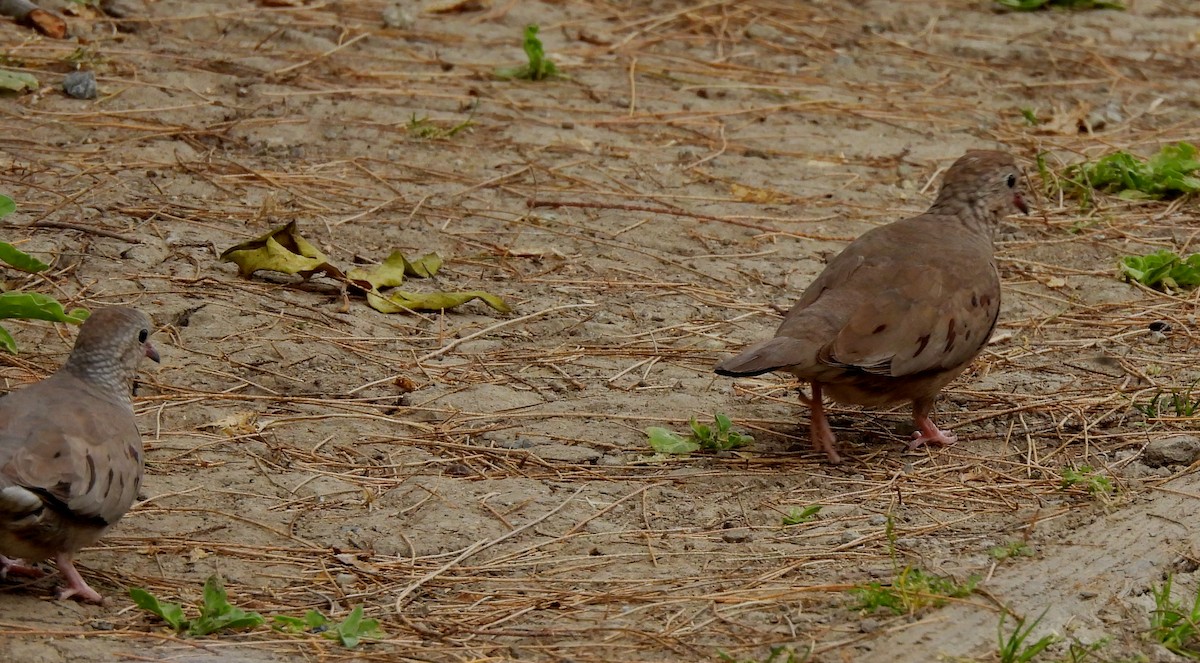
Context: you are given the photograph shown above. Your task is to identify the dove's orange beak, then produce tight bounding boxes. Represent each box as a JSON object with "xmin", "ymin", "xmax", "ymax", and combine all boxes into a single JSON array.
[{"xmin": 144, "ymin": 343, "xmax": 160, "ymax": 363}]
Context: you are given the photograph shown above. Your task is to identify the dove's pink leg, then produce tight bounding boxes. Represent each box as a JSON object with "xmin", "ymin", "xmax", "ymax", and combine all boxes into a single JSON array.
[
  {"xmin": 0, "ymin": 555, "xmax": 45, "ymax": 578},
  {"xmin": 54, "ymin": 553, "xmax": 102, "ymax": 603},
  {"xmin": 908, "ymin": 397, "xmax": 958, "ymax": 450},
  {"xmin": 800, "ymin": 383, "xmax": 842, "ymax": 464}
]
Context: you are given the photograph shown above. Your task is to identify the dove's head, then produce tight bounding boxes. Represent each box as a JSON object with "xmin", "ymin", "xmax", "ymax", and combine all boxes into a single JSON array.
[
  {"xmin": 64, "ymin": 306, "xmax": 159, "ymax": 401},
  {"xmin": 933, "ymin": 150, "xmax": 1029, "ymax": 238}
]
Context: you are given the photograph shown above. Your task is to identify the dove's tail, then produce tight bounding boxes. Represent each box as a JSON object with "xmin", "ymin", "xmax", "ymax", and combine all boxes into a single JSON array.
[{"xmin": 714, "ymin": 337, "xmax": 810, "ymax": 377}]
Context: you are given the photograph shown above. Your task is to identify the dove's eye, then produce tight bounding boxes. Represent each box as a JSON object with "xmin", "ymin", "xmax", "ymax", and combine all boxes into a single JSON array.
[
  {"xmin": 138, "ymin": 329, "xmax": 149, "ymax": 343},
  {"xmin": 1006, "ymin": 174, "xmax": 1017, "ymax": 188}
]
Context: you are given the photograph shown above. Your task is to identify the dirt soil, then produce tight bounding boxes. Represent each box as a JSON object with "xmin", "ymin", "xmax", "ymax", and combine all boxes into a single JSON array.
[{"xmin": 2, "ymin": 0, "xmax": 1200, "ymax": 661}]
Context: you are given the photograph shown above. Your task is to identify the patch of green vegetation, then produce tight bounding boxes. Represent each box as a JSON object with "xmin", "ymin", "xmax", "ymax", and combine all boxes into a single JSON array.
[
  {"xmin": 990, "ymin": 540, "xmax": 1034, "ymax": 561},
  {"xmin": 130, "ymin": 576, "xmax": 265, "ymax": 636},
  {"xmin": 997, "ymin": 0, "xmax": 1123, "ymax": 10},
  {"xmin": 849, "ymin": 516, "xmax": 979, "ymax": 615},
  {"xmin": 781, "ymin": 505, "xmax": 822, "ymax": 526},
  {"xmin": 275, "ymin": 606, "xmax": 386, "ymax": 648},
  {"xmin": 405, "ymin": 113, "xmax": 474, "ymax": 140},
  {"xmin": 1136, "ymin": 380, "xmax": 1200, "ymax": 419},
  {"xmin": 1150, "ymin": 574, "xmax": 1200, "ymax": 657},
  {"xmin": 495, "ymin": 24, "xmax": 560, "ymax": 81},
  {"xmin": 718, "ymin": 645, "xmax": 811, "ymax": 663},
  {"xmin": 851, "ymin": 567, "xmax": 979, "ymax": 615},
  {"xmin": 0, "ymin": 194, "xmax": 91, "ymax": 353},
  {"xmin": 1119, "ymin": 250, "xmax": 1200, "ymax": 291},
  {"xmin": 1063, "ymin": 142, "xmax": 1200, "ymax": 203},
  {"xmin": 1059, "ymin": 466, "xmax": 1115, "ymax": 497},
  {"xmin": 132, "ymin": 577, "xmax": 384, "ymax": 648},
  {"xmin": 1020, "ymin": 108, "xmax": 1040, "ymax": 126},
  {"xmin": 645, "ymin": 413, "xmax": 753, "ymax": 454},
  {"xmin": 997, "ymin": 609, "xmax": 1058, "ymax": 663}
]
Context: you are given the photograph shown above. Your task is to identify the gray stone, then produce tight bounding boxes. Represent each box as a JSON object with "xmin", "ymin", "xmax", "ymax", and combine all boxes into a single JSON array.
[
  {"xmin": 722, "ymin": 530, "xmax": 752, "ymax": 543},
  {"xmin": 1143, "ymin": 435, "xmax": 1200, "ymax": 467},
  {"xmin": 63, "ymin": 71, "xmax": 97, "ymax": 100},
  {"xmin": 529, "ymin": 443, "xmax": 602, "ymax": 464}
]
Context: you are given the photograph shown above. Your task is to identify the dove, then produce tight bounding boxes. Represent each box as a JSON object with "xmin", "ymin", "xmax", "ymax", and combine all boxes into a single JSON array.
[
  {"xmin": 0, "ymin": 307, "xmax": 159, "ymax": 602},
  {"xmin": 715, "ymin": 150, "xmax": 1028, "ymax": 463}
]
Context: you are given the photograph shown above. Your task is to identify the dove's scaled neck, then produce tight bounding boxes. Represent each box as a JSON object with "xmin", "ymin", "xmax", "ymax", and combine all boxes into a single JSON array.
[
  {"xmin": 928, "ymin": 189, "xmax": 998, "ymax": 242},
  {"xmin": 62, "ymin": 348, "xmax": 136, "ymax": 408}
]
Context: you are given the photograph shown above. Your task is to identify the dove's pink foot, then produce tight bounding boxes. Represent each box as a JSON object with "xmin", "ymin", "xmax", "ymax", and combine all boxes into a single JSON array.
[
  {"xmin": 54, "ymin": 553, "xmax": 103, "ymax": 603},
  {"xmin": 801, "ymin": 383, "xmax": 842, "ymax": 464},
  {"xmin": 908, "ymin": 397, "xmax": 958, "ymax": 450},
  {"xmin": 0, "ymin": 555, "xmax": 45, "ymax": 579}
]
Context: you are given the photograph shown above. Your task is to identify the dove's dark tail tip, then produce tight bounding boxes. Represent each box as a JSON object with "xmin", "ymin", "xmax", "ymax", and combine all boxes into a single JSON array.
[{"xmin": 713, "ymin": 362, "xmax": 776, "ymax": 378}]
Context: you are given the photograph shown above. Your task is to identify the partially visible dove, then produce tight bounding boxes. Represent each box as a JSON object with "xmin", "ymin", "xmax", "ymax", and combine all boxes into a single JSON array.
[
  {"xmin": 715, "ymin": 150, "xmax": 1028, "ymax": 463},
  {"xmin": 0, "ymin": 307, "xmax": 159, "ymax": 602}
]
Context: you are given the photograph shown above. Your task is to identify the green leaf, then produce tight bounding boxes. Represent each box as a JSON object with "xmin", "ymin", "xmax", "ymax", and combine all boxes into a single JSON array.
[
  {"xmin": 0, "ymin": 70, "xmax": 38, "ymax": 92},
  {"xmin": 646, "ymin": 427, "xmax": 700, "ymax": 454},
  {"xmin": 325, "ymin": 606, "xmax": 385, "ymax": 648},
  {"xmin": 495, "ymin": 24, "xmax": 560, "ymax": 81},
  {"xmin": 0, "ymin": 242, "xmax": 50, "ymax": 273},
  {"xmin": 1068, "ymin": 142, "xmax": 1200, "ymax": 201},
  {"xmin": 201, "ymin": 575, "xmax": 229, "ymax": 618},
  {"xmin": 0, "ymin": 194, "xmax": 14, "ymax": 218},
  {"xmin": 0, "ymin": 325, "xmax": 15, "ymax": 354},
  {"xmin": 0, "ymin": 292, "xmax": 89, "ymax": 323},
  {"xmin": 187, "ymin": 575, "xmax": 264, "ymax": 636},
  {"xmin": 1118, "ymin": 249, "xmax": 1200, "ymax": 291},
  {"xmin": 346, "ymin": 250, "xmax": 443, "ymax": 289},
  {"xmin": 782, "ymin": 505, "xmax": 822, "ymax": 526},
  {"xmin": 219, "ymin": 220, "xmax": 344, "ymax": 279},
  {"xmin": 364, "ymin": 289, "xmax": 511, "ymax": 314},
  {"xmin": 688, "ymin": 417, "xmax": 712, "ymax": 442},
  {"xmin": 129, "ymin": 587, "xmax": 188, "ymax": 631}
]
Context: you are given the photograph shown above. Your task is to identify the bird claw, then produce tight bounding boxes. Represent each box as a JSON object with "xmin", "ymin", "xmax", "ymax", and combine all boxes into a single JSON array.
[
  {"xmin": 56, "ymin": 583, "xmax": 104, "ymax": 604},
  {"xmin": 908, "ymin": 428, "xmax": 958, "ymax": 450},
  {"xmin": 0, "ymin": 555, "xmax": 45, "ymax": 579}
]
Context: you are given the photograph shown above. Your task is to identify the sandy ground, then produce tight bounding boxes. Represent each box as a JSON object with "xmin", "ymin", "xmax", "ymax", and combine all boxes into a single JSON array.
[{"xmin": 2, "ymin": 0, "xmax": 1200, "ymax": 661}]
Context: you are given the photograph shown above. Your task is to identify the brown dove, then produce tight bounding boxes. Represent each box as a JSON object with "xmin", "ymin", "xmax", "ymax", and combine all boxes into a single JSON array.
[
  {"xmin": 0, "ymin": 307, "xmax": 159, "ymax": 602},
  {"xmin": 715, "ymin": 150, "xmax": 1028, "ymax": 463}
]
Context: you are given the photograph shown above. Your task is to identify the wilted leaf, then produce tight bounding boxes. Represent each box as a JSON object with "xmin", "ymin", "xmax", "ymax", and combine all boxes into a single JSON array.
[
  {"xmin": 274, "ymin": 610, "xmax": 328, "ymax": 633},
  {"xmin": 366, "ymin": 289, "xmax": 511, "ymax": 314},
  {"xmin": 346, "ymin": 250, "xmax": 442, "ymax": 290},
  {"xmin": 646, "ymin": 427, "xmax": 700, "ymax": 454},
  {"xmin": 0, "ymin": 70, "xmax": 38, "ymax": 93},
  {"xmin": 0, "ymin": 242, "xmax": 50, "ymax": 273},
  {"xmin": 219, "ymin": 221, "xmax": 344, "ymax": 279},
  {"xmin": 200, "ymin": 411, "xmax": 260, "ymax": 436}
]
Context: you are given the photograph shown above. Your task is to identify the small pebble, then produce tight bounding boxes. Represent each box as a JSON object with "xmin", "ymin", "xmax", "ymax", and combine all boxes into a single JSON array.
[
  {"xmin": 63, "ymin": 71, "xmax": 97, "ymax": 100},
  {"xmin": 840, "ymin": 530, "xmax": 860, "ymax": 544},
  {"xmin": 382, "ymin": 2, "xmax": 414, "ymax": 29}
]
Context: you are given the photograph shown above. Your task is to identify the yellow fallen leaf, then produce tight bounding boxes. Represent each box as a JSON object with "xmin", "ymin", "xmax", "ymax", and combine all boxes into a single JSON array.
[{"xmin": 731, "ymin": 183, "xmax": 784, "ymax": 204}]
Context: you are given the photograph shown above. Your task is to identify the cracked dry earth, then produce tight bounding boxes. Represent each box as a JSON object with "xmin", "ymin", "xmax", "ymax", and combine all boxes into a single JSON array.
[{"xmin": 2, "ymin": 0, "xmax": 1200, "ymax": 661}]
